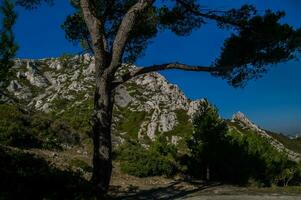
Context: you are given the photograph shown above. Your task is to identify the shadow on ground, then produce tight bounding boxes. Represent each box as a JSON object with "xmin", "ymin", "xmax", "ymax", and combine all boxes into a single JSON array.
[
  {"xmin": 0, "ymin": 145, "xmax": 93, "ymax": 200},
  {"xmin": 110, "ymin": 181, "xmax": 221, "ymax": 200}
]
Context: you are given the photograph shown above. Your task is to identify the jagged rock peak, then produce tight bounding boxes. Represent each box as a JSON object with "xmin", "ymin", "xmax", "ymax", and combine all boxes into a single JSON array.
[
  {"xmin": 231, "ymin": 111, "xmax": 261, "ymax": 131},
  {"xmin": 232, "ymin": 111, "xmax": 249, "ymax": 122}
]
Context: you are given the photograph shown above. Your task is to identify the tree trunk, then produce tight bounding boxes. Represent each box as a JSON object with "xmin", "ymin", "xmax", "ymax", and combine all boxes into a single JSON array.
[
  {"xmin": 90, "ymin": 74, "xmax": 114, "ymax": 198},
  {"xmin": 206, "ymin": 164, "xmax": 210, "ymax": 181}
]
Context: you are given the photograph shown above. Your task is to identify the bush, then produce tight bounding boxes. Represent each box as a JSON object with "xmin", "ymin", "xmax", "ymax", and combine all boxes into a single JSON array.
[
  {"xmin": 0, "ymin": 104, "xmax": 81, "ymax": 150},
  {"xmin": 187, "ymin": 99, "xmax": 228, "ymax": 179},
  {"xmin": 0, "ymin": 105, "xmax": 42, "ymax": 148},
  {"xmin": 118, "ymin": 136, "xmax": 178, "ymax": 177},
  {"xmin": 186, "ymin": 100, "xmax": 300, "ymax": 186}
]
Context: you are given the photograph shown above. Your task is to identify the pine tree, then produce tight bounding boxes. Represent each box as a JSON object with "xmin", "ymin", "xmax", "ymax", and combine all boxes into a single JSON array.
[
  {"xmin": 0, "ymin": 0, "xmax": 18, "ymax": 86},
  {"xmin": 187, "ymin": 100, "xmax": 228, "ymax": 180}
]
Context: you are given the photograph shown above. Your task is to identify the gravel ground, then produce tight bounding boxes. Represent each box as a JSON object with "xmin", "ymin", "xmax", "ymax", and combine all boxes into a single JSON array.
[{"xmin": 177, "ymin": 195, "xmax": 301, "ymax": 200}]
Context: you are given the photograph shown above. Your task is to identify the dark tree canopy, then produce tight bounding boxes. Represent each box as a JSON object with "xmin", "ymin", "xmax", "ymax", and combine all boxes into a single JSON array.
[
  {"xmin": 214, "ymin": 9, "xmax": 301, "ymax": 86},
  {"xmin": 15, "ymin": 0, "xmax": 52, "ymax": 9},
  {"xmin": 1, "ymin": 0, "xmax": 52, "ymax": 83},
  {"xmin": 62, "ymin": 0, "xmax": 301, "ymax": 87},
  {"xmin": 0, "ymin": 0, "xmax": 18, "ymax": 83}
]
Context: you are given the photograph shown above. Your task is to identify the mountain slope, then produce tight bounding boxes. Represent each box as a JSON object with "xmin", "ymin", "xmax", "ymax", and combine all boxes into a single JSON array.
[
  {"xmin": 1, "ymin": 54, "xmax": 203, "ymax": 147},
  {"xmin": 230, "ymin": 112, "xmax": 301, "ymax": 162},
  {"xmin": 1, "ymin": 54, "xmax": 300, "ymax": 161}
]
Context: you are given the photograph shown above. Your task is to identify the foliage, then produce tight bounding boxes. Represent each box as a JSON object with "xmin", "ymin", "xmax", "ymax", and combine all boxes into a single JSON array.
[
  {"xmin": 187, "ymin": 101, "xmax": 301, "ymax": 186},
  {"xmin": 0, "ymin": 0, "xmax": 18, "ymax": 85},
  {"xmin": 214, "ymin": 9, "xmax": 301, "ymax": 87},
  {"xmin": 267, "ymin": 131, "xmax": 301, "ymax": 154},
  {"xmin": 55, "ymin": 98, "xmax": 93, "ymax": 137},
  {"xmin": 186, "ymin": 99, "xmax": 228, "ymax": 179},
  {"xmin": 118, "ymin": 136, "xmax": 178, "ymax": 177},
  {"xmin": 164, "ymin": 109, "xmax": 193, "ymax": 151},
  {"xmin": 164, "ymin": 109, "xmax": 193, "ymax": 137},
  {"xmin": 0, "ymin": 104, "xmax": 41, "ymax": 148},
  {"xmin": 15, "ymin": 0, "xmax": 52, "ymax": 10},
  {"xmin": 226, "ymin": 128, "xmax": 296, "ymax": 186},
  {"xmin": 115, "ymin": 106, "xmax": 146, "ymax": 139},
  {"xmin": 58, "ymin": 53, "xmax": 75, "ymax": 68},
  {"xmin": 0, "ymin": 104, "xmax": 80, "ymax": 149},
  {"xmin": 62, "ymin": 1, "xmax": 301, "ymax": 86},
  {"xmin": 70, "ymin": 158, "xmax": 93, "ymax": 173}
]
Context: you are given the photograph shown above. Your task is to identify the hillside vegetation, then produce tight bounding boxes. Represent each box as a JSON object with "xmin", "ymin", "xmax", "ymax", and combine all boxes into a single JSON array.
[
  {"xmin": 0, "ymin": 103, "xmax": 301, "ymax": 199},
  {"xmin": 1, "ymin": 56, "xmax": 301, "ymax": 199}
]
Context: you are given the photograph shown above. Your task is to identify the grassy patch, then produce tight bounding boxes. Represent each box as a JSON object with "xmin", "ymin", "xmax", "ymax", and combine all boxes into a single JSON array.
[
  {"xmin": 248, "ymin": 186, "xmax": 301, "ymax": 194},
  {"xmin": 115, "ymin": 106, "xmax": 147, "ymax": 139},
  {"xmin": 0, "ymin": 104, "xmax": 81, "ymax": 150},
  {"xmin": 163, "ymin": 110, "xmax": 193, "ymax": 150},
  {"xmin": 70, "ymin": 158, "xmax": 92, "ymax": 173}
]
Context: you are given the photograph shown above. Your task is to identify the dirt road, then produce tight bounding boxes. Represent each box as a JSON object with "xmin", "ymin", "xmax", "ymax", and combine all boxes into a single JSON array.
[{"xmin": 178, "ymin": 195, "xmax": 301, "ymax": 200}]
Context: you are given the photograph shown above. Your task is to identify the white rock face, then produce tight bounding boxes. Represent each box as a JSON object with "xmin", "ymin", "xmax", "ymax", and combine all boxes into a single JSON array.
[
  {"xmin": 115, "ymin": 86, "xmax": 132, "ymax": 108},
  {"xmin": 7, "ymin": 80, "xmax": 32, "ymax": 99},
  {"xmin": 7, "ymin": 80, "xmax": 22, "ymax": 93},
  {"xmin": 49, "ymin": 60, "xmax": 63, "ymax": 70},
  {"xmin": 158, "ymin": 111, "xmax": 177, "ymax": 132},
  {"xmin": 231, "ymin": 111, "xmax": 262, "ymax": 131},
  {"xmin": 3, "ymin": 55, "xmax": 204, "ymax": 144},
  {"xmin": 188, "ymin": 99, "xmax": 206, "ymax": 117},
  {"xmin": 25, "ymin": 62, "xmax": 48, "ymax": 87}
]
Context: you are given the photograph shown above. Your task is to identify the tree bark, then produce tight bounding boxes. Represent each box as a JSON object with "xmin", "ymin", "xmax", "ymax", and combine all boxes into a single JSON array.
[{"xmin": 90, "ymin": 74, "xmax": 114, "ymax": 198}]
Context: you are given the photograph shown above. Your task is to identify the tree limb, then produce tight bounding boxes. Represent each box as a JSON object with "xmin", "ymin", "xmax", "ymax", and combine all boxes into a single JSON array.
[
  {"xmin": 113, "ymin": 63, "xmax": 217, "ymax": 87},
  {"xmin": 175, "ymin": 0, "xmax": 249, "ymax": 29},
  {"xmin": 109, "ymin": 0, "xmax": 154, "ymax": 73}
]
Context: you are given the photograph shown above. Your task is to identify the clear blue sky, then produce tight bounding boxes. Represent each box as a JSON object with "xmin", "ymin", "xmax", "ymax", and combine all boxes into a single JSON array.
[{"xmin": 13, "ymin": 0, "xmax": 301, "ymax": 135}]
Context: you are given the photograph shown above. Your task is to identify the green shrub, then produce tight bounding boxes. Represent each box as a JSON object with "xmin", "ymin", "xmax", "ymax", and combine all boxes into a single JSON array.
[
  {"xmin": 118, "ymin": 136, "xmax": 178, "ymax": 177},
  {"xmin": 0, "ymin": 104, "xmax": 81, "ymax": 150},
  {"xmin": 0, "ymin": 105, "xmax": 42, "ymax": 148},
  {"xmin": 187, "ymin": 99, "xmax": 228, "ymax": 179},
  {"xmin": 70, "ymin": 159, "xmax": 92, "ymax": 173},
  {"xmin": 186, "ymin": 100, "xmax": 300, "ymax": 186}
]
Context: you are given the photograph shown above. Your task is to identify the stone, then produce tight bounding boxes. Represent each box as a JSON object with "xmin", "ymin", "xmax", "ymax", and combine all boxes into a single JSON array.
[
  {"xmin": 7, "ymin": 80, "xmax": 22, "ymax": 93},
  {"xmin": 115, "ymin": 86, "xmax": 133, "ymax": 108}
]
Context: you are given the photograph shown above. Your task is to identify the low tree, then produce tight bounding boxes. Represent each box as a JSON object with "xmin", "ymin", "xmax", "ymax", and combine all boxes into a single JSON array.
[
  {"xmin": 187, "ymin": 100, "xmax": 228, "ymax": 180},
  {"xmin": 6, "ymin": 0, "xmax": 301, "ymax": 197},
  {"xmin": 0, "ymin": 0, "xmax": 18, "ymax": 86}
]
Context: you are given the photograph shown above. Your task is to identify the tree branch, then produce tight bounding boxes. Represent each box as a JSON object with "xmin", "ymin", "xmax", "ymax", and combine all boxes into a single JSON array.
[
  {"xmin": 113, "ymin": 63, "xmax": 218, "ymax": 87},
  {"xmin": 175, "ymin": 0, "xmax": 249, "ymax": 29},
  {"xmin": 109, "ymin": 0, "xmax": 154, "ymax": 73}
]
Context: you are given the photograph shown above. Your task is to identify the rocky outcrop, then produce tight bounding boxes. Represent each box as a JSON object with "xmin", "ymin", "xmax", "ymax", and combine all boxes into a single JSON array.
[{"xmin": 2, "ymin": 54, "xmax": 203, "ymax": 144}]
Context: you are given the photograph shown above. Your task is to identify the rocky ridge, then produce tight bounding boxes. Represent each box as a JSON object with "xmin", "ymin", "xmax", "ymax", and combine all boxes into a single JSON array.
[{"xmin": 232, "ymin": 112, "xmax": 301, "ymax": 162}]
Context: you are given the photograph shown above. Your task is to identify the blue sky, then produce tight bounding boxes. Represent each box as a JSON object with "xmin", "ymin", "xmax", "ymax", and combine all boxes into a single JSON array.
[{"xmin": 12, "ymin": 0, "xmax": 301, "ymax": 135}]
